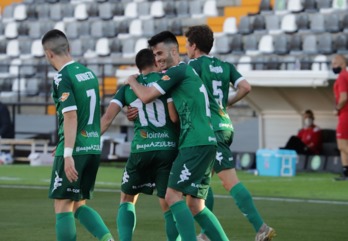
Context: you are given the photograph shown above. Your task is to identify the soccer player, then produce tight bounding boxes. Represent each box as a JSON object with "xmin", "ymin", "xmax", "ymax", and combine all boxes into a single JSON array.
[
  {"xmin": 184, "ymin": 25, "xmax": 276, "ymax": 241},
  {"xmin": 101, "ymin": 48, "xmax": 180, "ymax": 241},
  {"xmin": 42, "ymin": 29, "xmax": 114, "ymax": 241},
  {"xmin": 126, "ymin": 31, "xmax": 229, "ymax": 241}
]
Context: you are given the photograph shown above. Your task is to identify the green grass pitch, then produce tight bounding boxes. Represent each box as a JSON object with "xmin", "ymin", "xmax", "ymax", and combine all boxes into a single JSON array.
[{"xmin": 0, "ymin": 165, "xmax": 347, "ymax": 240}]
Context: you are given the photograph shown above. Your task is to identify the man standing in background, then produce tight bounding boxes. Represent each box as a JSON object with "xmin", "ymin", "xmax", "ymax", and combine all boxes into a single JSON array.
[{"xmin": 332, "ymin": 54, "xmax": 348, "ymax": 181}]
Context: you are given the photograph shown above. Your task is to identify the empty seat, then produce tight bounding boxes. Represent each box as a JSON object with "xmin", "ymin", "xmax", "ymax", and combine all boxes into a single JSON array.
[
  {"xmin": 253, "ymin": 15, "xmax": 266, "ymax": 32},
  {"xmin": 273, "ymin": 34, "xmax": 289, "ymax": 55},
  {"xmin": 253, "ymin": 56, "xmax": 267, "ymax": 70},
  {"xmin": 5, "ymin": 22, "xmax": 18, "ymax": 39},
  {"xmin": 98, "ymin": 3, "xmax": 114, "ymax": 20},
  {"xmin": 335, "ymin": 33, "xmax": 348, "ymax": 54},
  {"xmin": 265, "ymin": 15, "xmax": 281, "ymax": 34},
  {"xmin": 280, "ymin": 56, "xmax": 299, "ymax": 70},
  {"xmin": 238, "ymin": 16, "xmax": 253, "ymax": 35},
  {"xmin": 317, "ymin": 34, "xmax": 333, "ymax": 54},
  {"xmin": 13, "ymin": 4, "xmax": 27, "ymax": 21},
  {"xmin": 296, "ymin": 13, "xmax": 310, "ymax": 32},
  {"xmin": 311, "ymin": 55, "xmax": 329, "ymax": 71},
  {"xmin": 189, "ymin": 0, "xmax": 204, "ymax": 18},
  {"xmin": 258, "ymin": 35, "xmax": 274, "ymax": 54},
  {"xmin": 6, "ymin": 40, "xmax": 20, "ymax": 57},
  {"xmin": 176, "ymin": 1, "xmax": 190, "ymax": 18},
  {"xmin": 124, "ymin": 2, "xmax": 138, "ymax": 18},
  {"xmin": 223, "ymin": 17, "xmax": 237, "ymax": 35},
  {"xmin": 302, "ymin": 35, "xmax": 318, "ymax": 54},
  {"xmin": 74, "ymin": 3, "xmax": 88, "ymax": 21},
  {"xmin": 29, "ymin": 21, "xmax": 54, "ymax": 39},
  {"xmin": 31, "ymin": 39, "xmax": 44, "ymax": 57},
  {"xmin": 137, "ymin": 1, "xmax": 151, "ymax": 18},
  {"xmin": 163, "ymin": 2, "xmax": 176, "ymax": 18},
  {"xmin": 214, "ymin": 34, "xmax": 231, "ymax": 54},
  {"xmin": 96, "ymin": 38, "xmax": 110, "ymax": 56},
  {"xmin": 134, "ymin": 38, "xmax": 148, "ymax": 54},
  {"xmin": 20, "ymin": 57, "xmax": 37, "ymax": 77},
  {"xmin": 90, "ymin": 21, "xmax": 105, "ymax": 38},
  {"xmin": 332, "ymin": 0, "xmax": 347, "ymax": 9},
  {"xmin": 109, "ymin": 38, "xmax": 122, "ymax": 57},
  {"xmin": 341, "ymin": 13, "xmax": 348, "ymax": 32},
  {"xmin": 87, "ymin": 2, "xmax": 99, "ymax": 18},
  {"xmin": 299, "ymin": 55, "xmax": 313, "ymax": 70},
  {"xmin": 61, "ymin": 3, "xmax": 75, "ymax": 19},
  {"xmin": 170, "ymin": 19, "xmax": 182, "ymax": 36},
  {"xmin": 155, "ymin": 18, "xmax": 169, "ymax": 33},
  {"xmin": 18, "ymin": 37, "xmax": 32, "ymax": 56},
  {"xmin": 303, "ymin": 0, "xmax": 318, "ymax": 12},
  {"xmin": 2, "ymin": 4, "xmax": 15, "ymax": 22},
  {"xmin": 122, "ymin": 38, "xmax": 136, "ymax": 58},
  {"xmin": 150, "ymin": 1, "xmax": 164, "ymax": 18},
  {"xmin": 259, "ymin": 0, "xmax": 272, "ymax": 12},
  {"xmin": 54, "ymin": 21, "xmax": 65, "ymax": 33},
  {"xmin": 70, "ymin": 39, "xmax": 83, "ymax": 57},
  {"xmin": 281, "ymin": 14, "xmax": 297, "ymax": 33},
  {"xmin": 203, "ymin": 0, "xmax": 218, "ymax": 16},
  {"xmin": 129, "ymin": 19, "xmax": 143, "ymax": 36},
  {"xmin": 287, "ymin": 0, "xmax": 304, "ymax": 12},
  {"xmin": 324, "ymin": 14, "xmax": 341, "ymax": 33},
  {"xmin": 50, "ymin": 4, "xmax": 63, "ymax": 21},
  {"xmin": 274, "ymin": 0, "xmax": 289, "ymax": 14},
  {"xmin": 316, "ymin": 0, "xmax": 333, "ymax": 12},
  {"xmin": 289, "ymin": 34, "xmax": 302, "ymax": 54},
  {"xmin": 310, "ymin": 14, "xmax": 325, "ymax": 32},
  {"xmin": 36, "ymin": 4, "xmax": 50, "ymax": 19},
  {"xmin": 230, "ymin": 34, "xmax": 243, "ymax": 54},
  {"xmin": 237, "ymin": 56, "xmax": 252, "ymax": 72},
  {"xmin": 244, "ymin": 34, "xmax": 260, "ymax": 55}
]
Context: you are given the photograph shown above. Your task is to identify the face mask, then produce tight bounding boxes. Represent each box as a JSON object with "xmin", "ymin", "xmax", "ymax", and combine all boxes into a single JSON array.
[
  {"xmin": 332, "ymin": 67, "xmax": 342, "ymax": 74},
  {"xmin": 304, "ymin": 118, "xmax": 313, "ymax": 128}
]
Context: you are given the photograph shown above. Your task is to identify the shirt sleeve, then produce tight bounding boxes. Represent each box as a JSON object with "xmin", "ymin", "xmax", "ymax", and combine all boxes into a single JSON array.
[
  {"xmin": 229, "ymin": 63, "xmax": 244, "ymax": 88},
  {"xmin": 57, "ymin": 76, "xmax": 77, "ymax": 114},
  {"xmin": 337, "ymin": 74, "xmax": 348, "ymax": 93},
  {"xmin": 110, "ymin": 85, "xmax": 126, "ymax": 108},
  {"xmin": 153, "ymin": 64, "xmax": 186, "ymax": 94}
]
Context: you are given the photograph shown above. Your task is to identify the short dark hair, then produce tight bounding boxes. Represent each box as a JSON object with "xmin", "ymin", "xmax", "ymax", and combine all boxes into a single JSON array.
[
  {"xmin": 304, "ymin": 109, "xmax": 314, "ymax": 119},
  {"xmin": 41, "ymin": 29, "xmax": 69, "ymax": 55},
  {"xmin": 135, "ymin": 48, "xmax": 156, "ymax": 72},
  {"xmin": 185, "ymin": 25, "xmax": 214, "ymax": 54},
  {"xmin": 148, "ymin": 31, "xmax": 178, "ymax": 48}
]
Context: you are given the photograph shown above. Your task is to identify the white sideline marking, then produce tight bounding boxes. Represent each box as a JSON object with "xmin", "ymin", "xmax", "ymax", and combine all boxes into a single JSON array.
[{"xmin": 1, "ymin": 184, "xmax": 348, "ymax": 205}]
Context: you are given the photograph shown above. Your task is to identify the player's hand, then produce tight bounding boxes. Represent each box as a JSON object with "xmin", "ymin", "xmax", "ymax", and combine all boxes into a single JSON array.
[
  {"xmin": 64, "ymin": 156, "xmax": 78, "ymax": 183},
  {"xmin": 127, "ymin": 106, "xmax": 138, "ymax": 121},
  {"xmin": 124, "ymin": 74, "xmax": 139, "ymax": 85}
]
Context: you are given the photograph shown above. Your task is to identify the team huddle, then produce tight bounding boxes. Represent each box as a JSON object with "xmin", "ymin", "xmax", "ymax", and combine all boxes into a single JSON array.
[{"xmin": 42, "ymin": 25, "xmax": 276, "ymax": 241}]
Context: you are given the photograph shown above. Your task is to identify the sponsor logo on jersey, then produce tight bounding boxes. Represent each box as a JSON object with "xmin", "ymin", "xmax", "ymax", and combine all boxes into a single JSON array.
[
  {"xmin": 59, "ymin": 92, "xmax": 70, "ymax": 102},
  {"xmin": 177, "ymin": 164, "xmax": 191, "ymax": 184},
  {"xmin": 161, "ymin": 75, "xmax": 170, "ymax": 81},
  {"xmin": 140, "ymin": 131, "xmax": 169, "ymax": 139},
  {"xmin": 75, "ymin": 144, "xmax": 101, "ymax": 152},
  {"xmin": 81, "ymin": 130, "xmax": 99, "ymax": 138},
  {"xmin": 209, "ymin": 65, "xmax": 223, "ymax": 73},
  {"xmin": 54, "ymin": 74, "xmax": 62, "ymax": 87},
  {"xmin": 75, "ymin": 71, "xmax": 95, "ymax": 82}
]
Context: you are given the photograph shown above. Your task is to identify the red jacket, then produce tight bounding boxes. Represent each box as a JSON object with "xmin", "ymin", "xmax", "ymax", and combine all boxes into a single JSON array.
[{"xmin": 297, "ymin": 125, "xmax": 322, "ymax": 154}]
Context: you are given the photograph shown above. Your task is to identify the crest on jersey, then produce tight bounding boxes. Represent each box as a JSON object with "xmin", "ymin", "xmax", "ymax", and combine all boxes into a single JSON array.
[
  {"xmin": 59, "ymin": 92, "xmax": 70, "ymax": 102},
  {"xmin": 81, "ymin": 130, "xmax": 87, "ymax": 137},
  {"xmin": 161, "ymin": 75, "xmax": 170, "ymax": 81}
]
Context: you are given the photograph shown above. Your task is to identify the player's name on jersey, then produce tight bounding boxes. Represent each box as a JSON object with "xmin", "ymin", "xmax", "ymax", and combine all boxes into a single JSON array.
[{"xmin": 75, "ymin": 71, "xmax": 95, "ymax": 82}]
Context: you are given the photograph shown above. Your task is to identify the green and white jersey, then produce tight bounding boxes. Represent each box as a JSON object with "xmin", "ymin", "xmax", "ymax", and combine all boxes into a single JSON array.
[
  {"xmin": 52, "ymin": 61, "xmax": 101, "ymax": 156},
  {"xmin": 153, "ymin": 62, "xmax": 217, "ymax": 149},
  {"xmin": 112, "ymin": 72, "xmax": 178, "ymax": 153},
  {"xmin": 189, "ymin": 55, "xmax": 244, "ymax": 132}
]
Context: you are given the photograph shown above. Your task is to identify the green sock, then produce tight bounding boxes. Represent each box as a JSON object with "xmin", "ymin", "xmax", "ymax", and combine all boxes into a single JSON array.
[
  {"xmin": 231, "ymin": 182, "xmax": 263, "ymax": 232},
  {"xmin": 169, "ymin": 200, "xmax": 196, "ymax": 241},
  {"xmin": 75, "ymin": 205, "xmax": 113, "ymax": 241},
  {"xmin": 194, "ymin": 207, "xmax": 229, "ymax": 241},
  {"xmin": 56, "ymin": 212, "xmax": 76, "ymax": 241},
  {"xmin": 201, "ymin": 186, "xmax": 214, "ymax": 235},
  {"xmin": 164, "ymin": 210, "xmax": 180, "ymax": 241},
  {"xmin": 117, "ymin": 202, "xmax": 136, "ymax": 241}
]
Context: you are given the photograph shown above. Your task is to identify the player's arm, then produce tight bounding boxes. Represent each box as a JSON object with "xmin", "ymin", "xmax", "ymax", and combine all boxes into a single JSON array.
[
  {"xmin": 228, "ymin": 79, "xmax": 251, "ymax": 107},
  {"xmin": 101, "ymin": 102, "xmax": 121, "ymax": 135},
  {"xmin": 336, "ymin": 92, "xmax": 347, "ymax": 111},
  {"xmin": 63, "ymin": 110, "xmax": 78, "ymax": 183},
  {"xmin": 167, "ymin": 98, "xmax": 179, "ymax": 124},
  {"xmin": 127, "ymin": 74, "xmax": 162, "ymax": 104}
]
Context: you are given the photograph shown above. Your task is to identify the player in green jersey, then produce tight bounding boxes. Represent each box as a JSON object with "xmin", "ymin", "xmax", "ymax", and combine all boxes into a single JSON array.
[
  {"xmin": 126, "ymin": 31, "xmax": 229, "ymax": 241},
  {"xmin": 101, "ymin": 48, "xmax": 180, "ymax": 241},
  {"xmin": 42, "ymin": 29, "xmax": 114, "ymax": 241},
  {"xmin": 185, "ymin": 25, "xmax": 276, "ymax": 241}
]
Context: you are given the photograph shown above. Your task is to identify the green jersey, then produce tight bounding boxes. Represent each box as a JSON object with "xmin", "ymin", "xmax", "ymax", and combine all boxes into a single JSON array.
[
  {"xmin": 112, "ymin": 72, "xmax": 178, "ymax": 153},
  {"xmin": 153, "ymin": 62, "xmax": 217, "ymax": 149},
  {"xmin": 52, "ymin": 61, "xmax": 101, "ymax": 156},
  {"xmin": 189, "ymin": 55, "xmax": 244, "ymax": 132}
]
